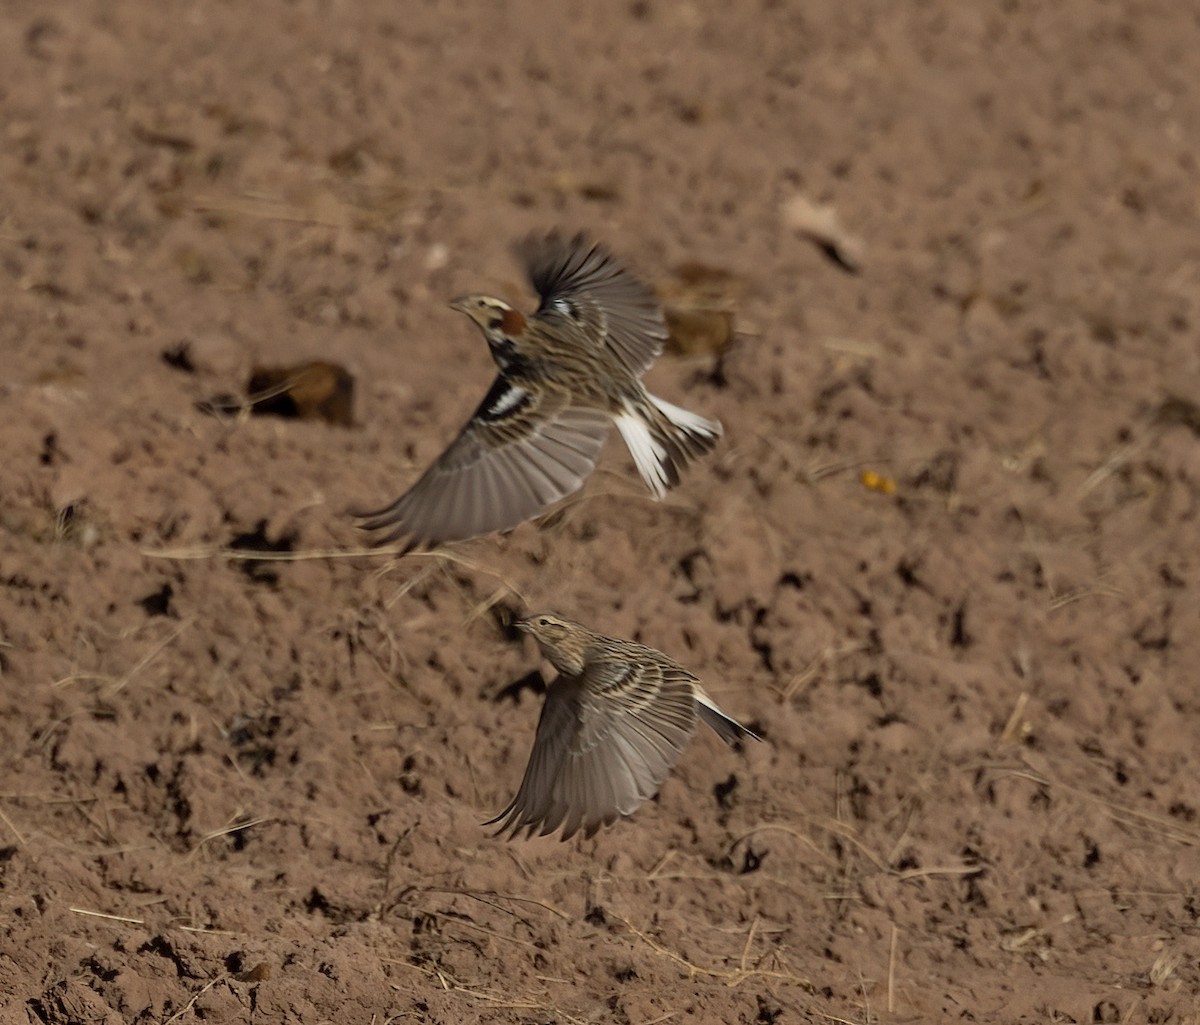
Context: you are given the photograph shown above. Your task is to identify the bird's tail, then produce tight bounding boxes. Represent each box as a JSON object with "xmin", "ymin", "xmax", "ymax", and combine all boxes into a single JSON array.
[
  {"xmin": 614, "ymin": 394, "xmax": 722, "ymax": 498},
  {"xmin": 694, "ymin": 689, "xmax": 759, "ymax": 747}
]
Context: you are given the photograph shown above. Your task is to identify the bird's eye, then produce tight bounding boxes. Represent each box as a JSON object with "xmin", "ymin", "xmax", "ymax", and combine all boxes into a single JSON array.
[{"xmin": 538, "ymin": 617, "xmax": 552, "ymax": 627}]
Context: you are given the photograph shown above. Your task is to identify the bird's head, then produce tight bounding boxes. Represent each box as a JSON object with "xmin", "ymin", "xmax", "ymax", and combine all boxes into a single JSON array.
[
  {"xmin": 516, "ymin": 612, "xmax": 589, "ymax": 675},
  {"xmin": 451, "ymin": 295, "xmax": 525, "ymax": 348}
]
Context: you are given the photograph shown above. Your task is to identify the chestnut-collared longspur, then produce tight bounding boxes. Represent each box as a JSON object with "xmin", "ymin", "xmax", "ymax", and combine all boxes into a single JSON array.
[
  {"xmin": 355, "ymin": 232, "xmax": 722, "ymax": 549},
  {"xmin": 488, "ymin": 613, "xmax": 758, "ymax": 841}
]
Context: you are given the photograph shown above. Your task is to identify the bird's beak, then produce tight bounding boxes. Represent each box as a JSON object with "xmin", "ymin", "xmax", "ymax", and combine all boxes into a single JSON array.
[
  {"xmin": 448, "ymin": 296, "xmax": 471, "ymax": 315},
  {"xmin": 514, "ymin": 618, "xmax": 532, "ymax": 634}
]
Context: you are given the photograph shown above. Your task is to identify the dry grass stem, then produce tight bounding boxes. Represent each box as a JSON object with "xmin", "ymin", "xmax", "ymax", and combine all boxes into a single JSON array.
[
  {"xmin": 779, "ymin": 641, "xmax": 868, "ymax": 702},
  {"xmin": 992, "ymin": 762, "xmax": 1200, "ymax": 846},
  {"xmin": 0, "ymin": 805, "xmax": 26, "ymax": 844},
  {"xmin": 887, "ymin": 925, "xmax": 898, "ymax": 1014},
  {"xmin": 613, "ymin": 912, "xmax": 812, "ymax": 989},
  {"xmin": 804, "ymin": 457, "xmax": 875, "ymax": 484},
  {"xmin": 822, "ymin": 337, "xmax": 885, "ymax": 359},
  {"xmin": 728, "ymin": 823, "xmax": 838, "ymax": 867},
  {"xmin": 419, "ymin": 886, "xmax": 570, "ymax": 921},
  {"xmin": 107, "ymin": 620, "xmax": 191, "ymax": 697},
  {"xmin": 188, "ymin": 815, "xmax": 273, "ymax": 858},
  {"xmin": 739, "ymin": 915, "xmax": 760, "ymax": 973},
  {"xmin": 175, "ymin": 924, "xmax": 237, "ymax": 936},
  {"xmin": 69, "ymin": 906, "xmax": 145, "ymax": 925},
  {"xmin": 1080, "ymin": 439, "xmax": 1143, "ymax": 495},
  {"xmin": 385, "ymin": 958, "xmax": 588, "ymax": 1025},
  {"xmin": 162, "ymin": 973, "xmax": 227, "ymax": 1025},
  {"xmin": 998, "ymin": 691, "xmax": 1031, "ymax": 746},
  {"xmin": 894, "ymin": 863, "xmax": 982, "ymax": 881},
  {"xmin": 435, "ymin": 912, "xmax": 539, "ymax": 949},
  {"xmin": 1047, "ymin": 582, "xmax": 1126, "ymax": 611},
  {"xmin": 1149, "ymin": 951, "xmax": 1182, "ymax": 987},
  {"xmin": 142, "ymin": 544, "xmax": 381, "ymax": 562}
]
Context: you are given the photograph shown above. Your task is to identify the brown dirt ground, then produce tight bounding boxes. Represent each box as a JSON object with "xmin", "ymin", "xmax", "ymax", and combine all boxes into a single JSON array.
[{"xmin": 3, "ymin": 2, "xmax": 1200, "ymax": 1023}]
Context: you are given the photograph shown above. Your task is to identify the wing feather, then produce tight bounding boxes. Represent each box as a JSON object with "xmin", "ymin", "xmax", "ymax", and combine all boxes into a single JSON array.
[
  {"xmin": 485, "ymin": 679, "xmax": 579, "ymax": 838},
  {"xmin": 487, "ymin": 660, "xmax": 700, "ymax": 841},
  {"xmin": 356, "ymin": 379, "xmax": 610, "ymax": 548},
  {"xmin": 516, "ymin": 231, "xmax": 666, "ymax": 378}
]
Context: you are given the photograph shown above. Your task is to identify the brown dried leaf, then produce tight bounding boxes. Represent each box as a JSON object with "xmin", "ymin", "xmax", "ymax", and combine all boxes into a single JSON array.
[
  {"xmin": 657, "ymin": 261, "xmax": 745, "ymax": 358},
  {"xmin": 235, "ymin": 962, "xmax": 272, "ymax": 984},
  {"xmin": 662, "ymin": 306, "xmax": 734, "ymax": 358},
  {"xmin": 240, "ymin": 361, "xmax": 356, "ymax": 426},
  {"xmin": 782, "ymin": 194, "xmax": 864, "ymax": 273}
]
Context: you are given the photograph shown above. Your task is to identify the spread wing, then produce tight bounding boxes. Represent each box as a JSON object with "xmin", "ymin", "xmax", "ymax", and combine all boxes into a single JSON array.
[
  {"xmin": 516, "ymin": 231, "xmax": 667, "ymax": 378},
  {"xmin": 355, "ymin": 376, "xmax": 610, "ymax": 549},
  {"xmin": 486, "ymin": 658, "xmax": 699, "ymax": 841}
]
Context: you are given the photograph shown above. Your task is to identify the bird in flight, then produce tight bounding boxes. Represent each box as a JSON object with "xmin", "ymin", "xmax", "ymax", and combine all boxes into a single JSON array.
[
  {"xmin": 355, "ymin": 232, "xmax": 722, "ymax": 550},
  {"xmin": 488, "ymin": 612, "xmax": 758, "ymax": 841}
]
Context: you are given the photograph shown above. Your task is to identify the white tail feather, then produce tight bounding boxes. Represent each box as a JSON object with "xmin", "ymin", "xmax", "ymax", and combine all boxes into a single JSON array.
[
  {"xmin": 614, "ymin": 412, "xmax": 672, "ymax": 498},
  {"xmin": 649, "ymin": 394, "xmax": 723, "ymax": 441},
  {"xmin": 615, "ymin": 395, "xmax": 721, "ymax": 499}
]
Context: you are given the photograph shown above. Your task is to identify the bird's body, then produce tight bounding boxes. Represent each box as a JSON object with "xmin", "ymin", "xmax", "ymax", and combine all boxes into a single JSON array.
[
  {"xmin": 356, "ymin": 232, "xmax": 722, "ymax": 549},
  {"xmin": 488, "ymin": 613, "xmax": 758, "ymax": 841}
]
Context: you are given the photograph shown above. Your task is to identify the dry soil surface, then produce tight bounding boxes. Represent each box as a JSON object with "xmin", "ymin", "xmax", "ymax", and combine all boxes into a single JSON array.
[{"xmin": 3, "ymin": 2, "xmax": 1200, "ymax": 1023}]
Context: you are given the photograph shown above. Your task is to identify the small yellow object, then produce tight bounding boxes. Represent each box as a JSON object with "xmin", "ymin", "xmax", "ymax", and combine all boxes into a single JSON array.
[{"xmin": 860, "ymin": 470, "xmax": 897, "ymax": 495}]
